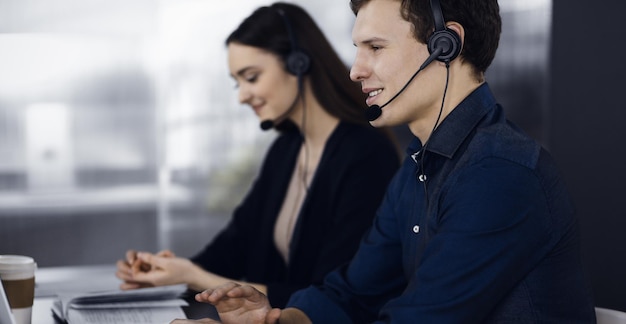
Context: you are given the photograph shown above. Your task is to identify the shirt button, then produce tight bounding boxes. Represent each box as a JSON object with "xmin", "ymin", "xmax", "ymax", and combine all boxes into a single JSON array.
[{"xmin": 413, "ymin": 225, "xmax": 420, "ymax": 233}]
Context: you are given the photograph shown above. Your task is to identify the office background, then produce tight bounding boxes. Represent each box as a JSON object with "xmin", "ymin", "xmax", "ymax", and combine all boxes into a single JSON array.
[{"xmin": 0, "ymin": 0, "xmax": 623, "ymax": 312}]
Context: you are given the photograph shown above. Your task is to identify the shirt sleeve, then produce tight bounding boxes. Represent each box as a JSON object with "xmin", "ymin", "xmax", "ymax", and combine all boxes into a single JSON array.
[
  {"xmin": 189, "ymin": 176, "xmax": 264, "ymax": 279},
  {"xmin": 189, "ymin": 135, "xmax": 292, "ymax": 278}
]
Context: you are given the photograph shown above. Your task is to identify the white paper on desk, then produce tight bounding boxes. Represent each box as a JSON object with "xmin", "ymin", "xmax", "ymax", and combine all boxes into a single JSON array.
[
  {"xmin": 52, "ymin": 284, "xmax": 188, "ymax": 323},
  {"xmin": 70, "ymin": 299, "xmax": 187, "ymax": 309},
  {"xmin": 52, "ymin": 299, "xmax": 188, "ymax": 323},
  {"xmin": 65, "ymin": 306, "xmax": 186, "ymax": 324},
  {"xmin": 57, "ymin": 284, "xmax": 187, "ymax": 316},
  {"xmin": 64, "ymin": 284, "xmax": 187, "ymax": 305}
]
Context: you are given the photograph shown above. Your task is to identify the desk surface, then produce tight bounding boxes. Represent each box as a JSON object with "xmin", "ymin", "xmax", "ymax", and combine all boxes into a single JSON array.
[{"xmin": 33, "ymin": 264, "xmax": 218, "ymax": 323}]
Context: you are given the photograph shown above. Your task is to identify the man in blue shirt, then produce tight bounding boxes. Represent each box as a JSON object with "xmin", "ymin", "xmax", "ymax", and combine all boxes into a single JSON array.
[{"xmin": 174, "ymin": 0, "xmax": 596, "ymax": 322}]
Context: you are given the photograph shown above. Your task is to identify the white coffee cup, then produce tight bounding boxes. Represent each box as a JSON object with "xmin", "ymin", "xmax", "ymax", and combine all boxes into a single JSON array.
[{"xmin": 0, "ymin": 255, "xmax": 37, "ymax": 324}]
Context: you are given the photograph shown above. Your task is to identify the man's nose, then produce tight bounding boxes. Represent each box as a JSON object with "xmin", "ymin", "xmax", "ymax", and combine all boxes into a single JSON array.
[{"xmin": 350, "ymin": 50, "xmax": 370, "ymax": 82}]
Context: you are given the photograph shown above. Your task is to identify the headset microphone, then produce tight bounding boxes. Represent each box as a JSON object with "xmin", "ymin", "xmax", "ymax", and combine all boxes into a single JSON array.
[
  {"xmin": 260, "ymin": 120, "xmax": 275, "ymax": 131},
  {"xmin": 259, "ymin": 93, "xmax": 300, "ymax": 130},
  {"xmin": 365, "ymin": 47, "xmax": 443, "ymax": 121}
]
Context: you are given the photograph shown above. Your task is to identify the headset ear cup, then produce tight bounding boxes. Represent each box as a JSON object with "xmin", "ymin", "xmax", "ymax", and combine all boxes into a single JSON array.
[
  {"xmin": 286, "ymin": 50, "xmax": 311, "ymax": 76},
  {"xmin": 427, "ymin": 29, "xmax": 461, "ymax": 62}
]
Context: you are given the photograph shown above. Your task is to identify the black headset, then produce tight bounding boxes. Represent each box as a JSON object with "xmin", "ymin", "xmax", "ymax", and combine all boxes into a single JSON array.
[
  {"xmin": 275, "ymin": 8, "xmax": 311, "ymax": 77},
  {"xmin": 428, "ymin": 0, "xmax": 461, "ymax": 63}
]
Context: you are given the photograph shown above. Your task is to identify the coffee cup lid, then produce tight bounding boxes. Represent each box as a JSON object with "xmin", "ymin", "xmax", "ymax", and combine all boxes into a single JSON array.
[
  {"xmin": 0, "ymin": 255, "xmax": 35, "ymax": 266},
  {"xmin": 0, "ymin": 256, "xmax": 36, "ymax": 279}
]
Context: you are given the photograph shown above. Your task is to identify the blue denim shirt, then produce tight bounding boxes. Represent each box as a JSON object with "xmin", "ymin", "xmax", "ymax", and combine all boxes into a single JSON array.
[{"xmin": 287, "ymin": 83, "xmax": 596, "ymax": 323}]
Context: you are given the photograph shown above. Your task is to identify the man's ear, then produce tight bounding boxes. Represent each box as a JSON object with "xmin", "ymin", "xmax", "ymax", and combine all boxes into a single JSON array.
[{"xmin": 446, "ymin": 21, "xmax": 465, "ymax": 53}]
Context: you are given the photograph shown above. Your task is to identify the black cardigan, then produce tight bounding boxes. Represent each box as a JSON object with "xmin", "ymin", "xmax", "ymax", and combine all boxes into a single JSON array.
[{"xmin": 191, "ymin": 122, "xmax": 400, "ymax": 307}]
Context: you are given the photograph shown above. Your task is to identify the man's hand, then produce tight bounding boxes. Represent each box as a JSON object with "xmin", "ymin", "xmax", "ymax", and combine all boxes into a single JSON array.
[{"xmin": 195, "ymin": 282, "xmax": 280, "ymax": 324}]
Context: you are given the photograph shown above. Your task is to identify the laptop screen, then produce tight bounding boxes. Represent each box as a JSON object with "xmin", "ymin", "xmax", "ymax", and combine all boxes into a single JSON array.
[{"xmin": 0, "ymin": 282, "xmax": 17, "ymax": 324}]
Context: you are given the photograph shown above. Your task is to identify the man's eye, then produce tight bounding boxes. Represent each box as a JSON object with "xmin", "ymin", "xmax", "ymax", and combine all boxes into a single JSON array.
[
  {"xmin": 371, "ymin": 45, "xmax": 381, "ymax": 51},
  {"xmin": 245, "ymin": 75, "xmax": 258, "ymax": 83}
]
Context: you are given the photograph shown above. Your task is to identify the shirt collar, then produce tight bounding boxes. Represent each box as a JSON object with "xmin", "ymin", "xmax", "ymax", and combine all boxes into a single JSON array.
[{"xmin": 406, "ymin": 83, "xmax": 496, "ymax": 160}]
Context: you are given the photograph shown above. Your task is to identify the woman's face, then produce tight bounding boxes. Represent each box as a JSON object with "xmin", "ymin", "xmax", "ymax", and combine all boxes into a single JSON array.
[{"xmin": 227, "ymin": 42, "xmax": 299, "ymax": 122}]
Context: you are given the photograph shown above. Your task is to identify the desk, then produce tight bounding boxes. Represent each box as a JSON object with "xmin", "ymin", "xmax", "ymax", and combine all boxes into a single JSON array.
[{"xmin": 33, "ymin": 265, "xmax": 219, "ymax": 323}]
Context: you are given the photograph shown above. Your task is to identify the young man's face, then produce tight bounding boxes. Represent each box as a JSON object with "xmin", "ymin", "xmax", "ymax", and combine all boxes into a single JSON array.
[{"xmin": 351, "ymin": 0, "xmax": 447, "ymax": 133}]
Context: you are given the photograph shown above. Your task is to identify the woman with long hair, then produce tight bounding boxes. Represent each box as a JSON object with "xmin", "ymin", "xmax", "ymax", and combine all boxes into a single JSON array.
[{"xmin": 116, "ymin": 2, "xmax": 399, "ymax": 308}]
